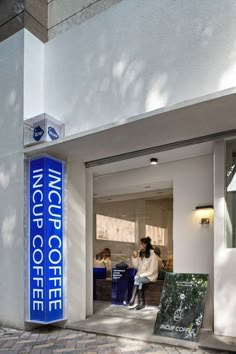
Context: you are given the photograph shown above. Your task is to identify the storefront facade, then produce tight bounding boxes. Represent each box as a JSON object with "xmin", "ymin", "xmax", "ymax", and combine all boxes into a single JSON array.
[{"xmin": 0, "ymin": 0, "xmax": 236, "ymax": 338}]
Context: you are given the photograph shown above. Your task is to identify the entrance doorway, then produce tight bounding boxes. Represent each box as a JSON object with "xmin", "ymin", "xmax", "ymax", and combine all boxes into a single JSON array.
[
  {"xmin": 93, "ymin": 189, "xmax": 173, "ymax": 320},
  {"xmin": 82, "ymin": 141, "xmax": 214, "ymax": 336}
]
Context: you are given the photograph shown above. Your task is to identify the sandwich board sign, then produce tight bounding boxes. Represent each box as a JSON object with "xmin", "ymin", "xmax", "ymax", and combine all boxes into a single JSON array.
[{"xmin": 153, "ymin": 273, "xmax": 208, "ymax": 341}]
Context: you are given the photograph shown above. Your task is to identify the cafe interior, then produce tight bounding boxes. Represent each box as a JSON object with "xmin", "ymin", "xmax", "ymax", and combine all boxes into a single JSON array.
[{"xmin": 93, "ymin": 189, "xmax": 173, "ymax": 317}]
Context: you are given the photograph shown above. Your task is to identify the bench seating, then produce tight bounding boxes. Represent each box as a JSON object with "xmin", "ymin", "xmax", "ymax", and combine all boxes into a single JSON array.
[
  {"xmin": 95, "ymin": 278, "xmax": 164, "ymax": 305},
  {"xmin": 143, "ymin": 280, "xmax": 164, "ymax": 305},
  {"xmin": 95, "ymin": 278, "xmax": 112, "ymax": 301}
]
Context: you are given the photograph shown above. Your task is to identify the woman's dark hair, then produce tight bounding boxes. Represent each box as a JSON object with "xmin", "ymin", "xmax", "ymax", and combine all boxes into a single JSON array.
[
  {"xmin": 139, "ymin": 236, "xmax": 153, "ymax": 258},
  {"xmin": 96, "ymin": 248, "xmax": 111, "ymax": 260},
  {"xmin": 154, "ymin": 246, "xmax": 161, "ymax": 257}
]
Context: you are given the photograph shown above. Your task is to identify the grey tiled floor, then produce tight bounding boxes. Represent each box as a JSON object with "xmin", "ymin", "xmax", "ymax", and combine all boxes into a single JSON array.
[
  {"xmin": 93, "ymin": 301, "xmax": 158, "ymax": 321},
  {"xmin": 0, "ymin": 326, "xmax": 230, "ymax": 354}
]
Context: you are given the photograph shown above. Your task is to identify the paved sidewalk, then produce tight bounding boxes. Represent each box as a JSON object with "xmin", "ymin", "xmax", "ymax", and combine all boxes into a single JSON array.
[{"xmin": 0, "ymin": 326, "xmax": 230, "ymax": 354}]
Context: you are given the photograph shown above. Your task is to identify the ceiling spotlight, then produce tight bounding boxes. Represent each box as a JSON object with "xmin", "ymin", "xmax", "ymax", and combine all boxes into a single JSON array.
[{"xmin": 150, "ymin": 157, "xmax": 158, "ymax": 165}]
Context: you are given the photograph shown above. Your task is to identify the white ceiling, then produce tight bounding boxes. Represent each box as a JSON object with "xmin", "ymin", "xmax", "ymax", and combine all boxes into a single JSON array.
[
  {"xmin": 94, "ymin": 188, "xmax": 173, "ymax": 203},
  {"xmin": 91, "ymin": 140, "xmax": 213, "ymax": 176}
]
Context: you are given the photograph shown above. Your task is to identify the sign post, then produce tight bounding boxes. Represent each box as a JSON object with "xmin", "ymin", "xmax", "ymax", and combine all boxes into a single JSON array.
[
  {"xmin": 27, "ymin": 156, "xmax": 66, "ymax": 324},
  {"xmin": 153, "ymin": 273, "xmax": 208, "ymax": 341}
]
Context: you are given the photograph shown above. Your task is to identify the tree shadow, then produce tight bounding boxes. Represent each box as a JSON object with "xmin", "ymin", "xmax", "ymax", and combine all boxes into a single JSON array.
[{"xmin": 45, "ymin": 0, "xmax": 236, "ymax": 140}]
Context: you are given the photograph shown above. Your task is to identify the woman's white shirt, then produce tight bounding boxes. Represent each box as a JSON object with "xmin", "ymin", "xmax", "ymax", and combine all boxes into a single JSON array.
[{"xmin": 132, "ymin": 250, "xmax": 158, "ymax": 282}]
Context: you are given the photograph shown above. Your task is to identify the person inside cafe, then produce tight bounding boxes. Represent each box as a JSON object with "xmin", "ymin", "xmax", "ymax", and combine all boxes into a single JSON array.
[
  {"xmin": 94, "ymin": 247, "xmax": 112, "ymax": 277},
  {"xmin": 129, "ymin": 237, "xmax": 158, "ymax": 310},
  {"xmin": 154, "ymin": 246, "xmax": 165, "ymax": 279}
]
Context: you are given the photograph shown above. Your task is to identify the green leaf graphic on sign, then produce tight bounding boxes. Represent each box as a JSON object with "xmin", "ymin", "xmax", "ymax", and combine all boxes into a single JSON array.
[{"xmin": 153, "ymin": 273, "xmax": 208, "ymax": 342}]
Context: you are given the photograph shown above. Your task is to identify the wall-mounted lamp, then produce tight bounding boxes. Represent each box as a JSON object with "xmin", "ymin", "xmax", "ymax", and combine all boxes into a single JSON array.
[
  {"xmin": 195, "ymin": 205, "xmax": 214, "ymax": 225},
  {"xmin": 150, "ymin": 157, "xmax": 158, "ymax": 165}
]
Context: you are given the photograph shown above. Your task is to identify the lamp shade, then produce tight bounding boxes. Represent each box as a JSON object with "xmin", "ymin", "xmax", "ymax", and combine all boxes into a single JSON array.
[{"xmin": 150, "ymin": 157, "xmax": 158, "ymax": 165}]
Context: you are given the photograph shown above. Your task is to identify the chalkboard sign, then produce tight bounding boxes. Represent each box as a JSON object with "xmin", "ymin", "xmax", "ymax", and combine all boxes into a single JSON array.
[{"xmin": 153, "ymin": 273, "xmax": 208, "ymax": 342}]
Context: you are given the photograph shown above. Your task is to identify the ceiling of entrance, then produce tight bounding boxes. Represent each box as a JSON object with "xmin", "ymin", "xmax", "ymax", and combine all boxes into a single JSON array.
[
  {"xmin": 91, "ymin": 140, "xmax": 213, "ymax": 176},
  {"xmin": 94, "ymin": 188, "xmax": 173, "ymax": 202}
]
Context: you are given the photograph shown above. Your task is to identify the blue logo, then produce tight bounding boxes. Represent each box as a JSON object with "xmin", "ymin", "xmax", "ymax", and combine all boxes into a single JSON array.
[
  {"xmin": 48, "ymin": 127, "xmax": 59, "ymax": 140},
  {"xmin": 29, "ymin": 157, "xmax": 65, "ymax": 323},
  {"xmin": 33, "ymin": 126, "xmax": 44, "ymax": 141}
]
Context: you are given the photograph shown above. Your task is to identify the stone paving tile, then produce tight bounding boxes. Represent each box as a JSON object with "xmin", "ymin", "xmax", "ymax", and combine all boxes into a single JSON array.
[
  {"xmin": 109, "ymin": 349, "xmax": 122, "ymax": 354},
  {"xmin": 34, "ymin": 342, "xmax": 55, "ymax": 349},
  {"xmin": 19, "ymin": 347, "xmax": 32, "ymax": 353},
  {"xmin": 97, "ymin": 342, "xmax": 120, "ymax": 349},
  {"xmin": 87, "ymin": 333, "xmax": 97, "ymax": 338},
  {"xmin": 11, "ymin": 342, "xmax": 26, "ymax": 351},
  {"xmin": 0, "ymin": 326, "xmax": 231, "ymax": 354}
]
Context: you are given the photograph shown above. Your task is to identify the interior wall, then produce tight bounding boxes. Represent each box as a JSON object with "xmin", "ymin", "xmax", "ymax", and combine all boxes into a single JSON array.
[
  {"xmin": 0, "ymin": 30, "xmax": 25, "ymax": 328},
  {"xmin": 45, "ymin": 0, "xmax": 236, "ymax": 137},
  {"xmin": 94, "ymin": 198, "xmax": 172, "ymax": 260},
  {"xmin": 94, "ymin": 154, "xmax": 214, "ymax": 327},
  {"xmin": 146, "ymin": 199, "xmax": 173, "ymax": 257}
]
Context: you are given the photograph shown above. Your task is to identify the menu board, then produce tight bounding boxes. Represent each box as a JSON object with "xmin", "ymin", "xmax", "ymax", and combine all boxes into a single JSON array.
[{"xmin": 153, "ymin": 273, "xmax": 208, "ymax": 341}]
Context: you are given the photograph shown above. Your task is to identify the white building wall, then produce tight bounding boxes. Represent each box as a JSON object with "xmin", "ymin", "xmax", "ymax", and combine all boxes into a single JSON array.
[
  {"xmin": 94, "ymin": 155, "xmax": 214, "ymax": 326},
  {"xmin": 24, "ymin": 29, "xmax": 45, "ymax": 119},
  {"xmin": 45, "ymin": 0, "xmax": 236, "ymax": 136},
  {"xmin": 0, "ymin": 30, "xmax": 25, "ymax": 328}
]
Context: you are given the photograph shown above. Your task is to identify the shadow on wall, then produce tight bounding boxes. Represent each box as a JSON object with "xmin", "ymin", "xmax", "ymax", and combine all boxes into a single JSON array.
[
  {"xmin": 0, "ymin": 159, "xmax": 18, "ymax": 248},
  {"xmin": 0, "ymin": 30, "xmax": 24, "ymax": 251},
  {"xmin": 45, "ymin": 0, "xmax": 236, "ymax": 135}
]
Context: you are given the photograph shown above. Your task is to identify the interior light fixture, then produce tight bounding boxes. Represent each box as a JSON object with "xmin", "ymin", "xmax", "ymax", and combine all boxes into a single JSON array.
[
  {"xmin": 195, "ymin": 205, "xmax": 214, "ymax": 225},
  {"xmin": 195, "ymin": 205, "xmax": 213, "ymax": 210},
  {"xmin": 150, "ymin": 157, "xmax": 158, "ymax": 165}
]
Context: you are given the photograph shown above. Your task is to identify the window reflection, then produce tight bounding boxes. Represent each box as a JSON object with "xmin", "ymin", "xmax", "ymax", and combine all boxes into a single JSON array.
[
  {"xmin": 145, "ymin": 224, "xmax": 165, "ymax": 245},
  {"xmin": 96, "ymin": 214, "xmax": 135, "ymax": 243},
  {"xmin": 225, "ymin": 140, "xmax": 236, "ymax": 247}
]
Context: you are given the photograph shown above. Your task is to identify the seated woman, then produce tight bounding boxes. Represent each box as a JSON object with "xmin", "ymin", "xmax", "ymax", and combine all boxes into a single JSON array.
[
  {"xmin": 94, "ymin": 248, "xmax": 112, "ymax": 277},
  {"xmin": 129, "ymin": 237, "xmax": 158, "ymax": 310}
]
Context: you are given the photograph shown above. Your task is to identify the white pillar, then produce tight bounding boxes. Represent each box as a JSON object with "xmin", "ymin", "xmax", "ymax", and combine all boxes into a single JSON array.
[
  {"xmin": 66, "ymin": 157, "xmax": 86, "ymax": 323},
  {"xmin": 214, "ymin": 139, "xmax": 236, "ymax": 336},
  {"xmin": 0, "ymin": 30, "xmax": 24, "ymax": 329}
]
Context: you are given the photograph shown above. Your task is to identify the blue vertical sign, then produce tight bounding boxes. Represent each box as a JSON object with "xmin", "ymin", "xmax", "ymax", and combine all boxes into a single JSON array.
[{"xmin": 29, "ymin": 156, "xmax": 65, "ymax": 323}]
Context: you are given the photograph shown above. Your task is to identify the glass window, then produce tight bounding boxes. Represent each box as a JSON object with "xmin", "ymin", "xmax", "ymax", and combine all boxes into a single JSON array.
[
  {"xmin": 145, "ymin": 224, "xmax": 165, "ymax": 245},
  {"xmin": 96, "ymin": 214, "xmax": 135, "ymax": 243},
  {"xmin": 225, "ymin": 139, "xmax": 236, "ymax": 247}
]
